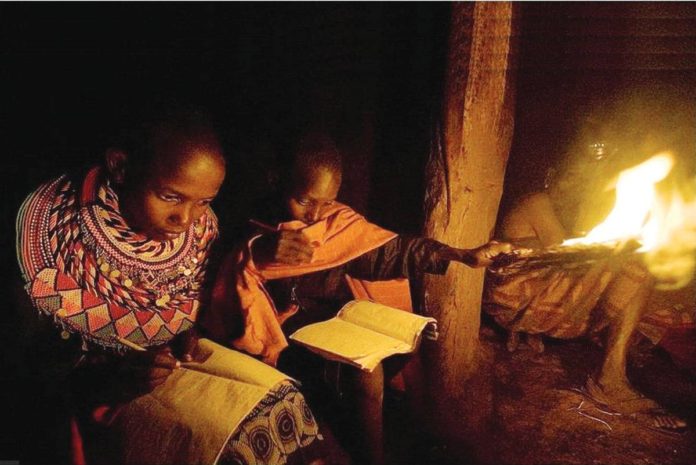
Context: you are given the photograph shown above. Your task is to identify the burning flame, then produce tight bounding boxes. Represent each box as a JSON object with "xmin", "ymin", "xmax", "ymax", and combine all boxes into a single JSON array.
[{"xmin": 564, "ymin": 152, "xmax": 696, "ymax": 289}]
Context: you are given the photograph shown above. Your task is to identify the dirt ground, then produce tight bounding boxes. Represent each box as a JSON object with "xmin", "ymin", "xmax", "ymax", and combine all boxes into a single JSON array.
[
  {"xmin": 318, "ymin": 326, "xmax": 694, "ymax": 465},
  {"xmin": 483, "ymin": 330, "xmax": 696, "ymax": 465},
  {"xmin": 369, "ymin": 327, "xmax": 696, "ymax": 465},
  {"xmin": 320, "ymin": 288, "xmax": 696, "ymax": 465}
]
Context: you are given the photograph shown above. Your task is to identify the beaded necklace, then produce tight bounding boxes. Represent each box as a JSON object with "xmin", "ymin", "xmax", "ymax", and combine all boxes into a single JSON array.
[{"xmin": 17, "ymin": 167, "xmax": 218, "ymax": 349}]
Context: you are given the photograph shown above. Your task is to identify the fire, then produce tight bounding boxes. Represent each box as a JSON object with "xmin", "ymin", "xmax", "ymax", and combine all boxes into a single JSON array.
[{"xmin": 564, "ymin": 152, "xmax": 696, "ymax": 289}]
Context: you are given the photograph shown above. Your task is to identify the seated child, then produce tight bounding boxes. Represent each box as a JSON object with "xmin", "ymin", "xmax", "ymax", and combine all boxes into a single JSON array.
[
  {"xmin": 16, "ymin": 108, "xmax": 325, "ymax": 465},
  {"xmin": 204, "ymin": 131, "xmax": 511, "ymax": 465}
]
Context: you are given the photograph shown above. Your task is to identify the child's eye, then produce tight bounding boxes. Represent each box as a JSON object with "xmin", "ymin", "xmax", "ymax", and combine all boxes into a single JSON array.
[
  {"xmin": 159, "ymin": 194, "xmax": 181, "ymax": 203},
  {"xmin": 197, "ymin": 200, "xmax": 212, "ymax": 207},
  {"xmin": 296, "ymin": 198, "xmax": 312, "ymax": 206}
]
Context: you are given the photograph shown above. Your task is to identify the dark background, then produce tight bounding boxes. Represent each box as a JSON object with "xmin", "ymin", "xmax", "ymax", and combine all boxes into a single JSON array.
[{"xmin": 2, "ymin": 3, "xmax": 696, "ymax": 463}]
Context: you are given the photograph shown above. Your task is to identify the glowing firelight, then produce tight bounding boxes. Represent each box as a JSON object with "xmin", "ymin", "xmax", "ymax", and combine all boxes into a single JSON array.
[{"xmin": 564, "ymin": 152, "xmax": 696, "ymax": 289}]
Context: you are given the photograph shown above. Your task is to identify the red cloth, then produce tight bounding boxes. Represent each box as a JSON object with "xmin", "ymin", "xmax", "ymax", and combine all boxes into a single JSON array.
[
  {"xmin": 70, "ymin": 417, "xmax": 86, "ymax": 465},
  {"xmin": 206, "ymin": 203, "xmax": 402, "ymax": 365},
  {"xmin": 70, "ymin": 404, "xmax": 122, "ymax": 465}
]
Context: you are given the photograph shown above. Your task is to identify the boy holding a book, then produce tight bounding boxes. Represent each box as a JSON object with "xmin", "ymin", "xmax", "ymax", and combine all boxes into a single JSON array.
[{"xmin": 205, "ymin": 131, "xmax": 511, "ymax": 465}]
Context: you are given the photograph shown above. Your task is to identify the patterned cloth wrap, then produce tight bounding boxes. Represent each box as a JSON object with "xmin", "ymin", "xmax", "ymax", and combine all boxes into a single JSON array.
[
  {"xmin": 219, "ymin": 382, "xmax": 323, "ymax": 465},
  {"xmin": 485, "ymin": 257, "xmax": 657, "ymax": 339},
  {"xmin": 16, "ymin": 166, "xmax": 218, "ymax": 349}
]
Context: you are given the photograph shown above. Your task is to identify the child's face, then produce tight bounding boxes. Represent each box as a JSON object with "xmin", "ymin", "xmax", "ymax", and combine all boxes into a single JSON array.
[
  {"xmin": 122, "ymin": 147, "xmax": 225, "ymax": 241},
  {"xmin": 285, "ymin": 167, "xmax": 341, "ymax": 225}
]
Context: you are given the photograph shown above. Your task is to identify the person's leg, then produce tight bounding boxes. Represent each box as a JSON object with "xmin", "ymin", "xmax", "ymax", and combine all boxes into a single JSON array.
[
  {"xmin": 218, "ymin": 381, "xmax": 326, "ymax": 465},
  {"xmin": 593, "ymin": 263, "xmax": 687, "ymax": 430},
  {"xmin": 506, "ymin": 331, "xmax": 521, "ymax": 352},
  {"xmin": 597, "ymin": 265, "xmax": 652, "ymax": 396},
  {"xmin": 526, "ymin": 333, "xmax": 545, "ymax": 353},
  {"xmin": 346, "ymin": 363, "xmax": 386, "ymax": 465},
  {"xmin": 385, "ymin": 354, "xmax": 434, "ymax": 464},
  {"xmin": 394, "ymin": 354, "xmax": 426, "ymax": 425}
]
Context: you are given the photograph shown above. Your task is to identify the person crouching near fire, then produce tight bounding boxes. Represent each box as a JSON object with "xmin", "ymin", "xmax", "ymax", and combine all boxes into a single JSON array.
[{"xmin": 482, "ymin": 141, "xmax": 688, "ymax": 433}]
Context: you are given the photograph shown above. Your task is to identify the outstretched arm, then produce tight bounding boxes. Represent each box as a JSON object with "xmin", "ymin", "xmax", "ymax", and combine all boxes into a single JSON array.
[{"xmin": 346, "ymin": 236, "xmax": 512, "ymax": 281}]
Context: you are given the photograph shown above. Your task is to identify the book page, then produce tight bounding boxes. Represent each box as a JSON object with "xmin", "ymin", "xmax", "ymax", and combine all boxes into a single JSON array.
[
  {"xmin": 111, "ymin": 339, "xmax": 294, "ymax": 465},
  {"xmin": 338, "ymin": 300, "xmax": 436, "ymax": 346},
  {"xmin": 289, "ymin": 318, "xmax": 412, "ymax": 371},
  {"xmin": 180, "ymin": 338, "xmax": 291, "ymax": 388}
]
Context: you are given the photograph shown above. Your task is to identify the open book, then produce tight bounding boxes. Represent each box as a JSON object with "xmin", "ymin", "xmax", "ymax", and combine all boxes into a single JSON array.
[
  {"xmin": 289, "ymin": 299, "xmax": 437, "ymax": 372},
  {"xmin": 108, "ymin": 339, "xmax": 293, "ymax": 465}
]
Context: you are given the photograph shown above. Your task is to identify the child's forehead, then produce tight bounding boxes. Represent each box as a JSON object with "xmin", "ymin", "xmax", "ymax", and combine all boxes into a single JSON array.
[
  {"xmin": 151, "ymin": 137, "xmax": 223, "ymax": 166},
  {"xmin": 147, "ymin": 156, "xmax": 225, "ymax": 196},
  {"xmin": 142, "ymin": 144, "xmax": 224, "ymax": 184}
]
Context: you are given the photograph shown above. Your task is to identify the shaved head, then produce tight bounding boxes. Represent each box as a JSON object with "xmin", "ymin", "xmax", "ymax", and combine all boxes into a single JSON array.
[
  {"xmin": 287, "ymin": 131, "xmax": 343, "ymax": 195},
  {"xmin": 119, "ymin": 108, "xmax": 225, "ymax": 182},
  {"xmin": 105, "ymin": 105, "xmax": 227, "ymax": 240}
]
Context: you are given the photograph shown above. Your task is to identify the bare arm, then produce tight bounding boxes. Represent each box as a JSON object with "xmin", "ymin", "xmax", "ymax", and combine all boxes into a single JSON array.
[
  {"xmin": 500, "ymin": 193, "xmax": 566, "ymax": 247},
  {"xmin": 525, "ymin": 193, "xmax": 567, "ymax": 246}
]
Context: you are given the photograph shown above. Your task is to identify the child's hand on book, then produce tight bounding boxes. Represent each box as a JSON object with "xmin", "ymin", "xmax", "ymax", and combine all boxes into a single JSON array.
[
  {"xmin": 120, "ymin": 345, "xmax": 180, "ymax": 392},
  {"xmin": 423, "ymin": 324, "xmax": 439, "ymax": 341},
  {"xmin": 171, "ymin": 328, "xmax": 200, "ymax": 362},
  {"xmin": 75, "ymin": 345, "xmax": 180, "ymax": 402}
]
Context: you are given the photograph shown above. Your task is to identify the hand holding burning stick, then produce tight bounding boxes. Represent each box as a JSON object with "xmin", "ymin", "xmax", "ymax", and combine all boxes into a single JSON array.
[
  {"xmin": 491, "ymin": 153, "xmax": 696, "ymax": 288},
  {"xmin": 436, "ymin": 240, "xmax": 514, "ymax": 267},
  {"xmin": 490, "ymin": 239, "xmax": 642, "ymax": 275},
  {"xmin": 481, "ymin": 152, "xmax": 692, "ymax": 433}
]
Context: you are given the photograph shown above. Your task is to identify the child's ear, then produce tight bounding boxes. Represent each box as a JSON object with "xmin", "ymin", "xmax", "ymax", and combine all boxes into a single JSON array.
[{"xmin": 105, "ymin": 149, "xmax": 128, "ymax": 185}]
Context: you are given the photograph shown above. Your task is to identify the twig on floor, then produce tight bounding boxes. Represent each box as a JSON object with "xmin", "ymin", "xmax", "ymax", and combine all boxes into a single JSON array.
[
  {"xmin": 591, "ymin": 404, "xmax": 622, "ymax": 417},
  {"xmin": 567, "ymin": 399, "xmax": 618, "ymax": 431},
  {"xmin": 567, "ymin": 400, "xmax": 585, "ymax": 411},
  {"xmin": 576, "ymin": 410, "xmax": 613, "ymax": 431}
]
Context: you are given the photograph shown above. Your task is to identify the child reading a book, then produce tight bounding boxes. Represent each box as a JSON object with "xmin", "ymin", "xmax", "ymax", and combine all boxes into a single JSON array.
[
  {"xmin": 204, "ymin": 131, "xmax": 511, "ymax": 465},
  {"xmin": 16, "ymin": 108, "xmax": 325, "ymax": 465}
]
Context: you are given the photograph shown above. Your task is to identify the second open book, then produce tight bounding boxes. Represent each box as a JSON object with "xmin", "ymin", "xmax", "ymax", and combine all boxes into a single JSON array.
[{"xmin": 289, "ymin": 299, "xmax": 437, "ymax": 372}]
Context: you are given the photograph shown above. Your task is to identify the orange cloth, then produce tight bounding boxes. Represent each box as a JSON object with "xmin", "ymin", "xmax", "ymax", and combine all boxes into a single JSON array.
[
  {"xmin": 206, "ymin": 203, "xmax": 401, "ymax": 365},
  {"xmin": 344, "ymin": 276, "xmax": 412, "ymax": 312}
]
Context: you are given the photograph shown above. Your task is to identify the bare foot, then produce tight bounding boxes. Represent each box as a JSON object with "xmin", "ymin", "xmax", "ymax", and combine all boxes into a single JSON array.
[
  {"xmin": 584, "ymin": 377, "xmax": 688, "ymax": 432},
  {"xmin": 594, "ymin": 376, "xmax": 644, "ymax": 402},
  {"xmin": 526, "ymin": 334, "xmax": 545, "ymax": 354},
  {"xmin": 651, "ymin": 413, "xmax": 688, "ymax": 431},
  {"xmin": 506, "ymin": 331, "xmax": 520, "ymax": 352}
]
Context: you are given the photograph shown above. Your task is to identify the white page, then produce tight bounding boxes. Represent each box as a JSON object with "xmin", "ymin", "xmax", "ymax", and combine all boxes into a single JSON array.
[
  {"xmin": 290, "ymin": 318, "xmax": 411, "ymax": 364},
  {"xmin": 338, "ymin": 300, "xmax": 436, "ymax": 345}
]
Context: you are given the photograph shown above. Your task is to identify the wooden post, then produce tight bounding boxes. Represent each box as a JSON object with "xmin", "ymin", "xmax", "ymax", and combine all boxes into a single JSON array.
[{"xmin": 420, "ymin": 2, "xmax": 517, "ymax": 459}]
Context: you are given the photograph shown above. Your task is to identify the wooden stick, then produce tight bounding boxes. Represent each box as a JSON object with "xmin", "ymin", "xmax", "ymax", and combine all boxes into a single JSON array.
[{"xmin": 491, "ymin": 240, "xmax": 642, "ymax": 274}]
